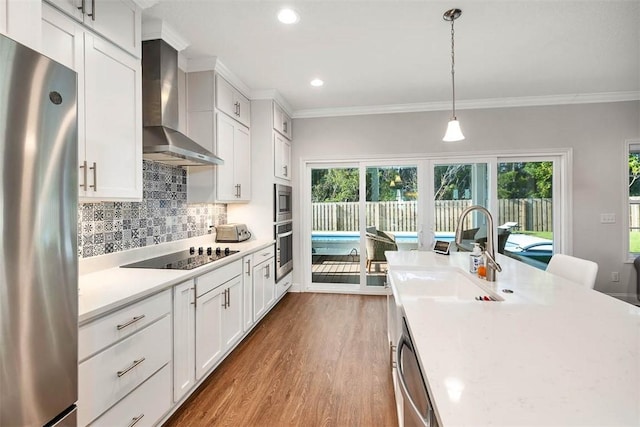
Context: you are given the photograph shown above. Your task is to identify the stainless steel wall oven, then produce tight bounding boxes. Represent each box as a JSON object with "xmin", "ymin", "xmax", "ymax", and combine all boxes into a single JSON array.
[{"xmin": 275, "ymin": 220, "xmax": 293, "ymax": 282}]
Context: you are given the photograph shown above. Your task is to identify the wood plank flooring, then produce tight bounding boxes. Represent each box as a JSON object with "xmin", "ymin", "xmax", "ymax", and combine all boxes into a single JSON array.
[{"xmin": 164, "ymin": 293, "xmax": 398, "ymax": 427}]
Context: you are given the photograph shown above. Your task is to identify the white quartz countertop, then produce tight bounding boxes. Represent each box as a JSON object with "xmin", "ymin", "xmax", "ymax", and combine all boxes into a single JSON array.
[
  {"xmin": 387, "ymin": 251, "xmax": 640, "ymax": 426},
  {"xmin": 79, "ymin": 238, "xmax": 274, "ymax": 324}
]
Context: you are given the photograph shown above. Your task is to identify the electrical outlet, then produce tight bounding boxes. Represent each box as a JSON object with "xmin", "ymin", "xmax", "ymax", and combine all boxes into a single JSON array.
[
  {"xmin": 600, "ymin": 213, "xmax": 616, "ymax": 224},
  {"xmin": 611, "ymin": 272, "xmax": 620, "ymax": 282}
]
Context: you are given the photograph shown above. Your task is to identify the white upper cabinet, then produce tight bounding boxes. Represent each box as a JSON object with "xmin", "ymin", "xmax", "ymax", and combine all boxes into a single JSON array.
[
  {"xmin": 216, "ymin": 112, "xmax": 251, "ymax": 202},
  {"xmin": 215, "ymin": 74, "xmax": 250, "ymax": 127},
  {"xmin": 273, "ymin": 102, "xmax": 292, "ymax": 140},
  {"xmin": 41, "ymin": 4, "xmax": 142, "ymax": 201},
  {"xmin": 274, "ymin": 132, "xmax": 291, "ymax": 181},
  {"xmin": 0, "ymin": 0, "xmax": 42, "ymax": 50},
  {"xmin": 44, "ymin": 0, "xmax": 141, "ymax": 57},
  {"xmin": 186, "ymin": 70, "xmax": 251, "ymax": 203}
]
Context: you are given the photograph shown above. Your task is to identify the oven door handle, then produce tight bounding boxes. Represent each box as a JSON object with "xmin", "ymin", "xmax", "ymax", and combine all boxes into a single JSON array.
[
  {"xmin": 277, "ymin": 231, "xmax": 293, "ymax": 238},
  {"xmin": 397, "ymin": 335, "xmax": 431, "ymax": 426}
]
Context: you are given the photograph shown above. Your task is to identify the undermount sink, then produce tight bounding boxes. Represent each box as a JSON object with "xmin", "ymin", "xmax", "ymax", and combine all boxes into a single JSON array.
[{"xmin": 391, "ymin": 267, "xmax": 504, "ymax": 301}]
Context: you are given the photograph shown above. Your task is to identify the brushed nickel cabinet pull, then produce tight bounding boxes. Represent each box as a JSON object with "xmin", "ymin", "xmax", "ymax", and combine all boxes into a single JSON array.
[
  {"xmin": 79, "ymin": 160, "xmax": 88, "ymax": 191},
  {"xmin": 117, "ymin": 357, "xmax": 145, "ymax": 378},
  {"xmin": 283, "ymin": 165, "xmax": 288, "ymax": 177},
  {"xmin": 265, "ymin": 264, "xmax": 270, "ymax": 279},
  {"xmin": 283, "ymin": 121, "xmax": 287, "ymax": 133},
  {"xmin": 87, "ymin": 0, "xmax": 95, "ymax": 20},
  {"xmin": 89, "ymin": 162, "xmax": 97, "ymax": 191},
  {"xmin": 246, "ymin": 259, "xmax": 251, "ymax": 276},
  {"xmin": 116, "ymin": 314, "xmax": 146, "ymax": 330},
  {"xmin": 77, "ymin": 0, "xmax": 85, "ymax": 14},
  {"xmin": 192, "ymin": 287, "xmax": 197, "ymax": 307},
  {"xmin": 128, "ymin": 414, "xmax": 144, "ymax": 427}
]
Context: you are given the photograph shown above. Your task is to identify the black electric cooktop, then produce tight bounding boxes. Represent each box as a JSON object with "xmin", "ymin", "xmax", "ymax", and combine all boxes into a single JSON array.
[{"xmin": 122, "ymin": 247, "xmax": 239, "ymax": 270}]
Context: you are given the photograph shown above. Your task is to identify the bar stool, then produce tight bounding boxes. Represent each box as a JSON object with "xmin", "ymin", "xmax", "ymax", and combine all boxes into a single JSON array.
[{"xmin": 546, "ymin": 254, "xmax": 598, "ymax": 289}]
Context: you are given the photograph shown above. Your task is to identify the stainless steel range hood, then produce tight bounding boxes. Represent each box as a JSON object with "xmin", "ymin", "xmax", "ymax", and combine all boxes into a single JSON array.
[{"xmin": 142, "ymin": 39, "xmax": 223, "ymax": 166}]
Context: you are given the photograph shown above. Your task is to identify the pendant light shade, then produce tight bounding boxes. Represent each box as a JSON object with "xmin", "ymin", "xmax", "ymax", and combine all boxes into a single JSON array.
[
  {"xmin": 443, "ymin": 119, "xmax": 465, "ymax": 142},
  {"xmin": 442, "ymin": 8, "xmax": 465, "ymax": 142}
]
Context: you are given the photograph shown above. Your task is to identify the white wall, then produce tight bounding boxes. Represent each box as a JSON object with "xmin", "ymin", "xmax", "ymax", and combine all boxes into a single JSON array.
[{"xmin": 291, "ymin": 101, "xmax": 640, "ymax": 302}]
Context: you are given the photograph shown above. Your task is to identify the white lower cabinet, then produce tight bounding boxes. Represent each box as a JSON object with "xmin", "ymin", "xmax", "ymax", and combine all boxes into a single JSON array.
[
  {"xmin": 78, "ymin": 310, "xmax": 171, "ymax": 426},
  {"xmin": 91, "ymin": 364, "xmax": 171, "ymax": 427},
  {"xmin": 252, "ymin": 248, "xmax": 275, "ymax": 321},
  {"xmin": 172, "ymin": 280, "xmax": 196, "ymax": 403},
  {"xmin": 194, "ymin": 260, "xmax": 243, "ymax": 379},
  {"xmin": 276, "ymin": 271, "xmax": 293, "ymax": 300},
  {"xmin": 195, "ymin": 282, "xmax": 224, "ymax": 379},
  {"xmin": 242, "ymin": 255, "xmax": 254, "ymax": 332}
]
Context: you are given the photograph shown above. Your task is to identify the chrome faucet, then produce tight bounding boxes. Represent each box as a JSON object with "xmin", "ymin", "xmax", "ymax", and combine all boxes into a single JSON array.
[{"xmin": 454, "ymin": 205, "xmax": 502, "ymax": 281}]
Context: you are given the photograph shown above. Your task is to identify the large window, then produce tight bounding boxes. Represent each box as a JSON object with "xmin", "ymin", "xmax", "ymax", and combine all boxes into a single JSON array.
[{"xmin": 628, "ymin": 142, "xmax": 640, "ymax": 258}]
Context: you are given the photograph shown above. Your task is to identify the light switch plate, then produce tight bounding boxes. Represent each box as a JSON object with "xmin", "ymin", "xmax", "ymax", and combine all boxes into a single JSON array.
[{"xmin": 600, "ymin": 213, "xmax": 616, "ymax": 224}]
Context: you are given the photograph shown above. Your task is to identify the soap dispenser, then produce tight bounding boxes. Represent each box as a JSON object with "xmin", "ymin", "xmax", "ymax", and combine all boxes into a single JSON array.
[{"xmin": 469, "ymin": 243, "xmax": 482, "ymax": 273}]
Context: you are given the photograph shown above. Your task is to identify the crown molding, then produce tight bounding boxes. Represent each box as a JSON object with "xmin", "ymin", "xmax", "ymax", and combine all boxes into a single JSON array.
[
  {"xmin": 251, "ymin": 89, "xmax": 294, "ymax": 116},
  {"xmin": 133, "ymin": 0, "xmax": 158, "ymax": 9},
  {"xmin": 184, "ymin": 58, "xmax": 252, "ymax": 97},
  {"xmin": 292, "ymin": 91, "xmax": 640, "ymax": 119},
  {"xmin": 141, "ymin": 19, "xmax": 190, "ymax": 51}
]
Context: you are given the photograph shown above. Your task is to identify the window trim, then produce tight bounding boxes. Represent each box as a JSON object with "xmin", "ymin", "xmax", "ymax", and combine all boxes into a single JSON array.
[{"xmin": 625, "ymin": 139, "xmax": 640, "ymax": 262}]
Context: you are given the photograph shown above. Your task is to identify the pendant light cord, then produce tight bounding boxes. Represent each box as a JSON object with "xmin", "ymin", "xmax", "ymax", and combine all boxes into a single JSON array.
[{"xmin": 450, "ymin": 17, "xmax": 456, "ymax": 119}]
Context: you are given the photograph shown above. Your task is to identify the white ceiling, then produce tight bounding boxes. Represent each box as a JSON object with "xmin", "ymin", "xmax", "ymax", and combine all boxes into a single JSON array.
[{"xmin": 142, "ymin": 1, "xmax": 640, "ymax": 116}]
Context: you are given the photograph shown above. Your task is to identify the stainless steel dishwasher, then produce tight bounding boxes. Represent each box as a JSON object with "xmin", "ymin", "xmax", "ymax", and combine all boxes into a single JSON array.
[{"xmin": 397, "ymin": 317, "xmax": 439, "ymax": 427}]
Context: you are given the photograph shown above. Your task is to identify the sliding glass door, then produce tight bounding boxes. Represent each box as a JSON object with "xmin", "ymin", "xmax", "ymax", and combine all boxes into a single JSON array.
[
  {"xmin": 307, "ymin": 162, "xmax": 419, "ymax": 292},
  {"xmin": 310, "ymin": 165, "xmax": 362, "ymax": 288}
]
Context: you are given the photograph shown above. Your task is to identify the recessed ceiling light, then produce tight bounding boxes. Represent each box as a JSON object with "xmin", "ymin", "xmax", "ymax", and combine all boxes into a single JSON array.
[
  {"xmin": 310, "ymin": 78, "xmax": 324, "ymax": 87},
  {"xmin": 277, "ymin": 8, "xmax": 299, "ymax": 24}
]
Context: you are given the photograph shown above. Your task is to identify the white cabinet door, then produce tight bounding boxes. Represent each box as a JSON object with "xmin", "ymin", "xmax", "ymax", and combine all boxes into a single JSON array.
[
  {"xmin": 173, "ymin": 281, "xmax": 195, "ymax": 403},
  {"xmin": 83, "ymin": 31, "xmax": 142, "ymax": 200},
  {"xmin": 252, "ymin": 261, "xmax": 266, "ymax": 321},
  {"xmin": 264, "ymin": 257, "xmax": 276, "ymax": 310},
  {"xmin": 216, "ymin": 113, "xmax": 251, "ymax": 202},
  {"xmin": 84, "ymin": 0, "xmax": 140, "ymax": 57},
  {"xmin": 215, "ymin": 74, "xmax": 250, "ymax": 128},
  {"xmin": 235, "ymin": 91, "xmax": 250, "ymax": 127},
  {"xmin": 195, "ymin": 288, "xmax": 224, "ymax": 380},
  {"xmin": 273, "ymin": 102, "xmax": 292, "ymax": 140},
  {"xmin": 253, "ymin": 258, "xmax": 275, "ymax": 320},
  {"xmin": 186, "ymin": 111, "xmax": 215, "ymax": 203},
  {"xmin": 45, "ymin": 0, "xmax": 140, "ymax": 57},
  {"xmin": 274, "ymin": 132, "xmax": 291, "ymax": 181},
  {"xmin": 242, "ymin": 256, "xmax": 253, "ymax": 332},
  {"xmin": 222, "ymin": 277, "xmax": 243, "ymax": 349},
  {"xmin": 0, "ymin": 0, "xmax": 6, "ymax": 35},
  {"xmin": 42, "ymin": 6, "xmax": 142, "ymax": 201},
  {"xmin": 234, "ymin": 124, "xmax": 251, "ymax": 200}
]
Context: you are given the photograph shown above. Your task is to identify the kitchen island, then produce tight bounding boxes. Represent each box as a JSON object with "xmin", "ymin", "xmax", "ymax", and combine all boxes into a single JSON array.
[{"xmin": 387, "ymin": 250, "xmax": 640, "ymax": 426}]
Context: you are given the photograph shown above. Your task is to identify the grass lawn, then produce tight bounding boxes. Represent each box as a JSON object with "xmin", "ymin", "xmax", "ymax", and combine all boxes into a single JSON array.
[
  {"xmin": 518, "ymin": 231, "xmax": 553, "ymax": 240},
  {"xmin": 630, "ymin": 232, "xmax": 640, "ymax": 253}
]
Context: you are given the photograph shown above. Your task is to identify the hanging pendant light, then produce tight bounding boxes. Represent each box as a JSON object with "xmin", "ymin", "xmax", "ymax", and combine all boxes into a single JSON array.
[{"xmin": 443, "ymin": 8, "xmax": 465, "ymax": 142}]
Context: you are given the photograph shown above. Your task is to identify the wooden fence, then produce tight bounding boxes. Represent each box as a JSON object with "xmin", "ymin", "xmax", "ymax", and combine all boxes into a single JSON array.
[
  {"xmin": 312, "ymin": 198, "xmax": 554, "ymax": 232},
  {"xmin": 631, "ymin": 197, "xmax": 640, "ymax": 231}
]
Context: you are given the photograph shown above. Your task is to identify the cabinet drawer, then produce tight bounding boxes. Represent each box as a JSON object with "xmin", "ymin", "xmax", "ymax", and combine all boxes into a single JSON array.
[
  {"xmin": 78, "ymin": 315, "xmax": 172, "ymax": 426},
  {"xmin": 252, "ymin": 246, "xmax": 275, "ymax": 265},
  {"xmin": 196, "ymin": 260, "xmax": 242, "ymax": 297},
  {"xmin": 90, "ymin": 364, "xmax": 171, "ymax": 427},
  {"xmin": 79, "ymin": 290, "xmax": 171, "ymax": 361}
]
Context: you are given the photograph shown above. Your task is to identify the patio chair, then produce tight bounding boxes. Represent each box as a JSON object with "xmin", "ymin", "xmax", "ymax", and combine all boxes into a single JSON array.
[{"xmin": 365, "ymin": 228, "xmax": 398, "ymax": 273}]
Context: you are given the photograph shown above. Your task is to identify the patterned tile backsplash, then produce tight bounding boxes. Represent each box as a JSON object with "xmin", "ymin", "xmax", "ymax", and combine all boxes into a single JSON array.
[{"xmin": 78, "ymin": 160, "xmax": 226, "ymax": 259}]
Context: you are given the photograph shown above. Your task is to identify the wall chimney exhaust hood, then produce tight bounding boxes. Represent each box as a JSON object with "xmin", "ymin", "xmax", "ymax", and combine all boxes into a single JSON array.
[{"xmin": 142, "ymin": 39, "xmax": 223, "ymax": 167}]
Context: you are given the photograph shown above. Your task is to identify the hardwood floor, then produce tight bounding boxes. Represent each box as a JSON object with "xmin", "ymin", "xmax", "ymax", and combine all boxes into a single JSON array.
[{"xmin": 164, "ymin": 293, "xmax": 398, "ymax": 427}]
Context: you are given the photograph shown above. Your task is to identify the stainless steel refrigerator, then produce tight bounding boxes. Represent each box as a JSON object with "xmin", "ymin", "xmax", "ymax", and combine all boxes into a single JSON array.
[{"xmin": 0, "ymin": 33, "xmax": 78, "ymax": 426}]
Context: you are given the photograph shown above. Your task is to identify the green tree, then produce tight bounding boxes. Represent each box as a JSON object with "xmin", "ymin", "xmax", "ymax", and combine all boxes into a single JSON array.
[
  {"xmin": 311, "ymin": 168, "xmax": 359, "ymax": 202},
  {"xmin": 630, "ymin": 153, "xmax": 640, "ymax": 196}
]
